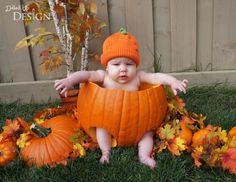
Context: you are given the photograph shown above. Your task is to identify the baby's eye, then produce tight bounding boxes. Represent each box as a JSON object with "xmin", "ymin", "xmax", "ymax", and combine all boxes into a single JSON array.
[
  {"xmin": 126, "ymin": 63, "xmax": 134, "ymax": 65},
  {"xmin": 113, "ymin": 63, "xmax": 119, "ymax": 66}
]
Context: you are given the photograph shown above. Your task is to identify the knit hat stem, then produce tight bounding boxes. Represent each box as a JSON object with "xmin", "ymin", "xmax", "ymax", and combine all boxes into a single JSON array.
[{"xmin": 119, "ymin": 28, "xmax": 128, "ymax": 35}]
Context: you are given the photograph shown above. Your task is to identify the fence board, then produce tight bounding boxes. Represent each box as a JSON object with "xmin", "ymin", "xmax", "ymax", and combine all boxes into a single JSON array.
[
  {"xmin": 153, "ymin": 0, "xmax": 172, "ymax": 72},
  {"xmin": 0, "ymin": 0, "xmax": 34, "ymax": 82},
  {"xmin": 126, "ymin": 0, "xmax": 154, "ymax": 72},
  {"xmin": 197, "ymin": 0, "xmax": 213, "ymax": 71},
  {"xmin": 212, "ymin": 0, "xmax": 236, "ymax": 70},
  {"xmin": 170, "ymin": 0, "xmax": 196, "ymax": 72},
  {"xmin": 88, "ymin": 0, "xmax": 110, "ymax": 71},
  {"xmin": 108, "ymin": 0, "xmax": 126, "ymax": 34}
]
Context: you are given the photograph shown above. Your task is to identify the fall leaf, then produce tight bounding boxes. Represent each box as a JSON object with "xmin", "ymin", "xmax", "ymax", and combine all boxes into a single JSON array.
[
  {"xmin": 90, "ymin": 2, "xmax": 97, "ymax": 14},
  {"xmin": 16, "ymin": 132, "xmax": 32, "ymax": 149},
  {"xmin": 167, "ymin": 137, "xmax": 186, "ymax": 156},
  {"xmin": 54, "ymin": 4, "xmax": 65, "ymax": 19},
  {"xmin": 35, "ymin": 27, "xmax": 46, "ymax": 34},
  {"xmin": 79, "ymin": 2, "xmax": 85, "ymax": 15},
  {"xmin": 158, "ymin": 124, "xmax": 175, "ymax": 140},
  {"xmin": 15, "ymin": 34, "xmax": 34, "ymax": 50},
  {"xmin": 3, "ymin": 120, "xmax": 20, "ymax": 135},
  {"xmin": 221, "ymin": 148, "xmax": 236, "ymax": 174},
  {"xmin": 26, "ymin": 2, "xmax": 39, "ymax": 13},
  {"xmin": 73, "ymin": 143, "xmax": 86, "ymax": 157}
]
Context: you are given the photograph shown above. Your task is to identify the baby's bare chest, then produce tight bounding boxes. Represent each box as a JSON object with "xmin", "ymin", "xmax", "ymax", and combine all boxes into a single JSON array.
[{"xmin": 103, "ymin": 77, "xmax": 140, "ymax": 91}]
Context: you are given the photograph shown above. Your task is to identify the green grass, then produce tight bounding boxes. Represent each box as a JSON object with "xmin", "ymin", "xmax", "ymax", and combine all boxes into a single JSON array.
[{"xmin": 0, "ymin": 86, "xmax": 236, "ymax": 182}]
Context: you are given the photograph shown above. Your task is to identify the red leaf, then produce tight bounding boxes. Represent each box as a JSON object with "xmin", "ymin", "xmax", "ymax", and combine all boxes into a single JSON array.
[{"xmin": 221, "ymin": 148, "xmax": 236, "ymax": 174}]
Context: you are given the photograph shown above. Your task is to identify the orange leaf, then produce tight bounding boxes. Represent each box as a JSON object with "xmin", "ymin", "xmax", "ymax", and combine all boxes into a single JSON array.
[
  {"xmin": 3, "ymin": 120, "xmax": 20, "ymax": 135},
  {"xmin": 54, "ymin": 4, "xmax": 65, "ymax": 19},
  {"xmin": 26, "ymin": 2, "xmax": 39, "ymax": 13},
  {"xmin": 221, "ymin": 148, "xmax": 236, "ymax": 174},
  {"xmin": 90, "ymin": 2, "xmax": 97, "ymax": 14}
]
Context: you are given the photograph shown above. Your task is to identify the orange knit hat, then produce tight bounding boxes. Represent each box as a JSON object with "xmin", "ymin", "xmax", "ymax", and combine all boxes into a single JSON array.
[{"xmin": 101, "ymin": 28, "xmax": 140, "ymax": 66}]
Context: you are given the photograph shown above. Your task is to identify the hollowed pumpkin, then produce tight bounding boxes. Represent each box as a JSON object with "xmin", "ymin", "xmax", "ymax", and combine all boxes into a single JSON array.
[
  {"xmin": 20, "ymin": 115, "xmax": 79, "ymax": 167},
  {"xmin": 77, "ymin": 82, "xmax": 167, "ymax": 146}
]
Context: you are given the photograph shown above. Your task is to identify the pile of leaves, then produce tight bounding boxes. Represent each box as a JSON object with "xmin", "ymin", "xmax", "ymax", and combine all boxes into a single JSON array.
[
  {"xmin": 0, "ymin": 91, "xmax": 236, "ymax": 174},
  {"xmin": 154, "ymin": 89, "xmax": 236, "ymax": 174}
]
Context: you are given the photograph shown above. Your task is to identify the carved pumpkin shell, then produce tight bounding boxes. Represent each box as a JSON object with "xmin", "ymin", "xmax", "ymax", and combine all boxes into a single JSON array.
[
  {"xmin": 20, "ymin": 115, "xmax": 79, "ymax": 167},
  {"xmin": 78, "ymin": 82, "xmax": 167, "ymax": 146}
]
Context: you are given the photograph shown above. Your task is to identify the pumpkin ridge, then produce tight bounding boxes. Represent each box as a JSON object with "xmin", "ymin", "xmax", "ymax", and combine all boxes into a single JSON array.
[
  {"xmin": 117, "ymin": 91, "xmax": 125, "ymax": 144},
  {"xmin": 51, "ymin": 132, "xmax": 73, "ymax": 153},
  {"xmin": 44, "ymin": 135, "xmax": 62, "ymax": 163},
  {"xmin": 38, "ymin": 139, "xmax": 48, "ymax": 166},
  {"xmin": 43, "ymin": 137, "xmax": 58, "ymax": 165},
  {"xmin": 88, "ymin": 84, "xmax": 99, "ymax": 138},
  {"xmin": 24, "ymin": 140, "xmax": 41, "ymax": 166},
  {"xmin": 47, "ymin": 132, "xmax": 71, "ymax": 159}
]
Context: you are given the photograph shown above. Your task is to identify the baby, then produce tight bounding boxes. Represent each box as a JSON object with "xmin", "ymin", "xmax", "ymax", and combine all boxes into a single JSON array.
[{"xmin": 54, "ymin": 29, "xmax": 188, "ymax": 169}]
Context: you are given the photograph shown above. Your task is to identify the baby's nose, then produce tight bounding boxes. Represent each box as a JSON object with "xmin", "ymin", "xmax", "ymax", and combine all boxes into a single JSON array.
[{"xmin": 120, "ymin": 64, "xmax": 127, "ymax": 71}]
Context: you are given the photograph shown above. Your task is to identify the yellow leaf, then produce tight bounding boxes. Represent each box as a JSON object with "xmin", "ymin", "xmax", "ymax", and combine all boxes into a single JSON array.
[
  {"xmin": 99, "ymin": 21, "xmax": 107, "ymax": 29},
  {"xmin": 73, "ymin": 143, "xmax": 86, "ymax": 157},
  {"xmin": 15, "ymin": 34, "xmax": 34, "ymax": 50},
  {"xmin": 79, "ymin": 2, "xmax": 85, "ymax": 15},
  {"xmin": 175, "ymin": 137, "xmax": 187, "ymax": 151},
  {"xmin": 159, "ymin": 124, "xmax": 175, "ymax": 140},
  {"xmin": 35, "ymin": 27, "xmax": 46, "ymax": 33},
  {"xmin": 218, "ymin": 128, "xmax": 228, "ymax": 143}
]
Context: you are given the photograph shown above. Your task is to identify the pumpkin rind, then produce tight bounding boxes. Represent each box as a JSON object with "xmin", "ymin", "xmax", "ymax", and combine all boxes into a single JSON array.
[
  {"xmin": 179, "ymin": 121, "xmax": 192, "ymax": 145},
  {"xmin": 78, "ymin": 82, "xmax": 168, "ymax": 146},
  {"xmin": 192, "ymin": 128, "xmax": 211, "ymax": 147},
  {"xmin": 20, "ymin": 115, "xmax": 79, "ymax": 167}
]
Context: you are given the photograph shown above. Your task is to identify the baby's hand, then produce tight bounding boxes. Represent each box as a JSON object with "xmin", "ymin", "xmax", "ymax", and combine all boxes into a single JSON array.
[
  {"xmin": 170, "ymin": 79, "xmax": 188, "ymax": 95},
  {"xmin": 54, "ymin": 78, "xmax": 73, "ymax": 97}
]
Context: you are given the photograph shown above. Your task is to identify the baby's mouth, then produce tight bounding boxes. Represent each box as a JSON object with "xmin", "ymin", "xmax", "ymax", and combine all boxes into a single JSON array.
[{"xmin": 119, "ymin": 75, "xmax": 128, "ymax": 80}]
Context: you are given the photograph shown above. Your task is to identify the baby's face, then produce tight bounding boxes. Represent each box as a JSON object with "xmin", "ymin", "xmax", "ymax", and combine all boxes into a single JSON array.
[{"xmin": 106, "ymin": 57, "xmax": 137, "ymax": 84}]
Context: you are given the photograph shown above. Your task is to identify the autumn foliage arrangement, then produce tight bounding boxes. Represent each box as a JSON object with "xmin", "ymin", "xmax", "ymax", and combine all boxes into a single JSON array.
[
  {"xmin": 154, "ymin": 88, "xmax": 236, "ymax": 174},
  {"xmin": 0, "ymin": 88, "xmax": 236, "ymax": 174},
  {"xmin": 15, "ymin": 0, "xmax": 106, "ymax": 76}
]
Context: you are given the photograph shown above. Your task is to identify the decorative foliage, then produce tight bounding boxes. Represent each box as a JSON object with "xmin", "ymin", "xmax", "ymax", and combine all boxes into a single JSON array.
[
  {"xmin": 154, "ymin": 87, "xmax": 236, "ymax": 174},
  {"xmin": 0, "ymin": 87, "xmax": 236, "ymax": 173},
  {"xmin": 15, "ymin": 0, "xmax": 106, "ymax": 75}
]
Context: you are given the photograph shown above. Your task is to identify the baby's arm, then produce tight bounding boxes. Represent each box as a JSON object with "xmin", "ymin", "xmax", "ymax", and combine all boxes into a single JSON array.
[
  {"xmin": 138, "ymin": 71, "xmax": 188, "ymax": 95},
  {"xmin": 54, "ymin": 70, "xmax": 105, "ymax": 97}
]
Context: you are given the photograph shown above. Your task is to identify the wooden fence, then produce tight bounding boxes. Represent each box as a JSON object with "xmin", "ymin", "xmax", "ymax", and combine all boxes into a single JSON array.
[{"xmin": 0, "ymin": 0, "xmax": 236, "ymax": 103}]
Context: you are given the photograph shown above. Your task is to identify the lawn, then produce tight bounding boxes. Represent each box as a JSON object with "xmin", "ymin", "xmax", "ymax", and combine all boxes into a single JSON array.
[{"xmin": 0, "ymin": 85, "xmax": 236, "ymax": 182}]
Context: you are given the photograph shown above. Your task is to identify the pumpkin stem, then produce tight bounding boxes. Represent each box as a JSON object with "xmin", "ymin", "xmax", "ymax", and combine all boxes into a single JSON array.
[
  {"xmin": 119, "ymin": 28, "xmax": 128, "ymax": 35},
  {"xmin": 30, "ymin": 124, "xmax": 52, "ymax": 138}
]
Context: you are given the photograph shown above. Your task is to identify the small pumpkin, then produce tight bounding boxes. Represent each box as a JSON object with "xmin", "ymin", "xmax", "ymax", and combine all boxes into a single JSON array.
[
  {"xmin": 192, "ymin": 128, "xmax": 211, "ymax": 147},
  {"xmin": 0, "ymin": 141, "xmax": 16, "ymax": 166},
  {"xmin": 78, "ymin": 82, "xmax": 168, "ymax": 146},
  {"xmin": 228, "ymin": 127, "xmax": 236, "ymax": 138},
  {"xmin": 178, "ymin": 118, "xmax": 192, "ymax": 145},
  {"xmin": 20, "ymin": 115, "xmax": 79, "ymax": 167}
]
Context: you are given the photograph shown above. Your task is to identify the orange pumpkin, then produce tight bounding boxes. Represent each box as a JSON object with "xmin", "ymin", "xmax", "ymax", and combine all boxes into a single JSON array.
[
  {"xmin": 228, "ymin": 127, "xmax": 236, "ymax": 138},
  {"xmin": 192, "ymin": 128, "xmax": 211, "ymax": 147},
  {"xmin": 0, "ymin": 141, "xmax": 16, "ymax": 166},
  {"xmin": 77, "ymin": 82, "xmax": 167, "ymax": 146},
  {"xmin": 20, "ymin": 115, "xmax": 79, "ymax": 167},
  {"xmin": 179, "ymin": 119, "xmax": 192, "ymax": 145}
]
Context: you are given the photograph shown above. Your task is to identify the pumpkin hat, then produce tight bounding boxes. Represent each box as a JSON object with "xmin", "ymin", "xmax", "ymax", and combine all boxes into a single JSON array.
[{"xmin": 101, "ymin": 28, "xmax": 140, "ymax": 66}]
